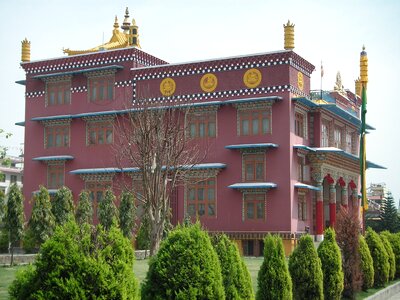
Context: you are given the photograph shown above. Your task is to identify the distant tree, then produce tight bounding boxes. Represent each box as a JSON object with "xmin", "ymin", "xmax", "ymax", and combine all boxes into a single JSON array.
[
  {"xmin": 0, "ymin": 189, "xmax": 5, "ymax": 223},
  {"xmin": 335, "ymin": 207, "xmax": 362, "ymax": 299},
  {"xmin": 380, "ymin": 192, "xmax": 399, "ymax": 233},
  {"xmin": 119, "ymin": 191, "xmax": 136, "ymax": 239},
  {"xmin": 317, "ymin": 227, "xmax": 344, "ymax": 300},
  {"xmin": 257, "ymin": 234, "xmax": 292, "ymax": 300},
  {"xmin": 359, "ymin": 235, "xmax": 374, "ymax": 291},
  {"xmin": 28, "ymin": 186, "xmax": 55, "ymax": 245},
  {"xmin": 365, "ymin": 227, "xmax": 389, "ymax": 287},
  {"xmin": 75, "ymin": 190, "xmax": 93, "ymax": 225},
  {"xmin": 141, "ymin": 223, "xmax": 225, "ymax": 299},
  {"xmin": 380, "ymin": 232, "xmax": 396, "ymax": 281},
  {"xmin": 51, "ymin": 186, "xmax": 74, "ymax": 226},
  {"xmin": 289, "ymin": 235, "xmax": 323, "ymax": 300},
  {"xmin": 136, "ymin": 220, "xmax": 150, "ymax": 251},
  {"xmin": 212, "ymin": 234, "xmax": 254, "ymax": 300},
  {"xmin": 4, "ymin": 184, "xmax": 24, "ymax": 266},
  {"xmin": 98, "ymin": 189, "xmax": 118, "ymax": 230}
]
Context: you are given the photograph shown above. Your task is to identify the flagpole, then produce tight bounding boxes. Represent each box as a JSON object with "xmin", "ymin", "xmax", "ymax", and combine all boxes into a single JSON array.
[{"xmin": 320, "ymin": 61, "xmax": 323, "ymax": 99}]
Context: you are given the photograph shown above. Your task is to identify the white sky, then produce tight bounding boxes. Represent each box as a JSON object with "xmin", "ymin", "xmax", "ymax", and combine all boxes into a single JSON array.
[{"xmin": 1, "ymin": 0, "xmax": 399, "ymax": 202}]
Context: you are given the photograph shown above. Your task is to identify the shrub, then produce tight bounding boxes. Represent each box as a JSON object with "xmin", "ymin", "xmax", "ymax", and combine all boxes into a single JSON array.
[
  {"xmin": 336, "ymin": 207, "xmax": 362, "ymax": 298},
  {"xmin": 385, "ymin": 232, "xmax": 400, "ymax": 278},
  {"xmin": 21, "ymin": 226, "xmax": 37, "ymax": 254},
  {"xmin": 75, "ymin": 190, "xmax": 93, "ymax": 225},
  {"xmin": 136, "ymin": 219, "xmax": 150, "ymax": 250},
  {"xmin": 257, "ymin": 234, "xmax": 292, "ymax": 300},
  {"xmin": 0, "ymin": 229, "xmax": 8, "ymax": 253},
  {"xmin": 359, "ymin": 235, "xmax": 374, "ymax": 290},
  {"xmin": 212, "ymin": 234, "xmax": 254, "ymax": 300},
  {"xmin": 289, "ymin": 235, "xmax": 323, "ymax": 300},
  {"xmin": 365, "ymin": 227, "xmax": 389, "ymax": 287},
  {"xmin": 28, "ymin": 186, "xmax": 55, "ymax": 245},
  {"xmin": 380, "ymin": 232, "xmax": 396, "ymax": 280},
  {"xmin": 98, "ymin": 189, "xmax": 118, "ymax": 230},
  {"xmin": 119, "ymin": 191, "xmax": 136, "ymax": 239},
  {"xmin": 317, "ymin": 227, "xmax": 344, "ymax": 300},
  {"xmin": 9, "ymin": 221, "xmax": 139, "ymax": 299},
  {"xmin": 51, "ymin": 186, "xmax": 74, "ymax": 225},
  {"xmin": 141, "ymin": 223, "xmax": 225, "ymax": 299}
]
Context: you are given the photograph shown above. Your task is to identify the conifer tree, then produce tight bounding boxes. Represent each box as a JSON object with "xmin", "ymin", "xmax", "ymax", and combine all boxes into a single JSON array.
[
  {"xmin": 359, "ymin": 235, "xmax": 374, "ymax": 290},
  {"xmin": 212, "ymin": 234, "xmax": 254, "ymax": 300},
  {"xmin": 51, "ymin": 186, "xmax": 74, "ymax": 226},
  {"xmin": 257, "ymin": 234, "xmax": 292, "ymax": 300},
  {"xmin": 380, "ymin": 232, "xmax": 396, "ymax": 281},
  {"xmin": 75, "ymin": 190, "xmax": 93, "ymax": 225},
  {"xmin": 98, "ymin": 189, "xmax": 118, "ymax": 230},
  {"xmin": 365, "ymin": 227, "xmax": 390, "ymax": 287},
  {"xmin": 380, "ymin": 192, "xmax": 399, "ymax": 233},
  {"xmin": 119, "ymin": 191, "xmax": 136, "ymax": 239},
  {"xmin": 289, "ymin": 235, "xmax": 323, "ymax": 300},
  {"xmin": 317, "ymin": 227, "xmax": 344, "ymax": 300},
  {"xmin": 29, "ymin": 186, "xmax": 55, "ymax": 245},
  {"xmin": 0, "ymin": 189, "xmax": 5, "ymax": 223},
  {"xmin": 4, "ymin": 184, "xmax": 24, "ymax": 266}
]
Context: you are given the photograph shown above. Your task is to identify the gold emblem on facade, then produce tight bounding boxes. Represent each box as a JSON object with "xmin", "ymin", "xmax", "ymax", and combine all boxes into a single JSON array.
[
  {"xmin": 200, "ymin": 73, "xmax": 218, "ymax": 93},
  {"xmin": 160, "ymin": 78, "xmax": 176, "ymax": 96},
  {"xmin": 243, "ymin": 68, "xmax": 262, "ymax": 88},
  {"xmin": 297, "ymin": 72, "xmax": 304, "ymax": 91}
]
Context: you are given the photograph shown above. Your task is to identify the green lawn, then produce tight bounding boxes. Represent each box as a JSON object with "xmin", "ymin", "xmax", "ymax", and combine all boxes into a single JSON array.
[{"xmin": 0, "ymin": 265, "xmax": 25, "ymax": 300}]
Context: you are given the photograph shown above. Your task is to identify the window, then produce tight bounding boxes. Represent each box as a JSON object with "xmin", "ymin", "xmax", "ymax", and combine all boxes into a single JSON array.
[
  {"xmin": 239, "ymin": 109, "xmax": 270, "ymax": 136},
  {"xmin": 244, "ymin": 193, "xmax": 265, "ymax": 220},
  {"xmin": 346, "ymin": 131, "xmax": 353, "ymax": 153},
  {"xmin": 10, "ymin": 175, "xmax": 18, "ymax": 184},
  {"xmin": 334, "ymin": 126, "xmax": 342, "ymax": 148},
  {"xmin": 297, "ymin": 156, "xmax": 305, "ymax": 182},
  {"xmin": 243, "ymin": 240, "xmax": 254, "ymax": 256},
  {"xmin": 298, "ymin": 194, "xmax": 307, "ymax": 221},
  {"xmin": 243, "ymin": 153, "xmax": 265, "ymax": 182},
  {"xmin": 321, "ymin": 121, "xmax": 329, "ymax": 147},
  {"xmin": 188, "ymin": 112, "xmax": 216, "ymax": 138},
  {"xmin": 47, "ymin": 81, "xmax": 71, "ymax": 106},
  {"xmin": 295, "ymin": 112, "xmax": 305, "ymax": 137},
  {"xmin": 87, "ymin": 121, "xmax": 113, "ymax": 145},
  {"xmin": 187, "ymin": 178, "xmax": 216, "ymax": 217},
  {"xmin": 45, "ymin": 125, "xmax": 69, "ymax": 148},
  {"xmin": 47, "ymin": 164, "xmax": 64, "ymax": 189},
  {"xmin": 86, "ymin": 181, "xmax": 112, "ymax": 219},
  {"xmin": 88, "ymin": 76, "xmax": 114, "ymax": 102}
]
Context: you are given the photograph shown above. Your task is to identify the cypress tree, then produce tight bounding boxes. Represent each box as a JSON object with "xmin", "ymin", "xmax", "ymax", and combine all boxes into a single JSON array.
[
  {"xmin": 385, "ymin": 232, "xmax": 400, "ymax": 278},
  {"xmin": 317, "ymin": 227, "xmax": 344, "ymax": 300},
  {"xmin": 75, "ymin": 190, "xmax": 93, "ymax": 225},
  {"xmin": 365, "ymin": 227, "xmax": 390, "ymax": 287},
  {"xmin": 257, "ymin": 234, "xmax": 292, "ymax": 300},
  {"xmin": 51, "ymin": 186, "xmax": 74, "ymax": 226},
  {"xmin": 119, "ymin": 191, "xmax": 136, "ymax": 239},
  {"xmin": 359, "ymin": 235, "xmax": 374, "ymax": 290},
  {"xmin": 29, "ymin": 186, "xmax": 55, "ymax": 245},
  {"xmin": 380, "ymin": 232, "xmax": 396, "ymax": 281},
  {"xmin": 289, "ymin": 235, "xmax": 323, "ymax": 300},
  {"xmin": 98, "ymin": 189, "xmax": 118, "ymax": 230},
  {"xmin": 380, "ymin": 192, "xmax": 399, "ymax": 233}
]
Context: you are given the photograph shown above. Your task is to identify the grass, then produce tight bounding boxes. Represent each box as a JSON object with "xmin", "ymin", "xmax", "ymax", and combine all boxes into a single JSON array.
[{"xmin": 0, "ymin": 265, "xmax": 25, "ymax": 300}]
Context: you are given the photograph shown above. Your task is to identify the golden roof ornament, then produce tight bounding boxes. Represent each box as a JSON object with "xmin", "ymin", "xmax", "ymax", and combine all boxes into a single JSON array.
[
  {"xmin": 283, "ymin": 20, "xmax": 295, "ymax": 50},
  {"xmin": 21, "ymin": 38, "xmax": 31, "ymax": 62},
  {"xmin": 121, "ymin": 7, "xmax": 131, "ymax": 33},
  {"xmin": 334, "ymin": 71, "xmax": 346, "ymax": 95},
  {"xmin": 355, "ymin": 77, "xmax": 361, "ymax": 97},
  {"xmin": 360, "ymin": 45, "xmax": 368, "ymax": 87}
]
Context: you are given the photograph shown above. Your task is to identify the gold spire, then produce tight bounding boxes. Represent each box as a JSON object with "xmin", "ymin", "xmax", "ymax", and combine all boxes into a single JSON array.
[
  {"xmin": 283, "ymin": 20, "xmax": 295, "ymax": 50},
  {"xmin": 113, "ymin": 16, "xmax": 119, "ymax": 30},
  {"xmin": 355, "ymin": 77, "xmax": 361, "ymax": 97},
  {"xmin": 21, "ymin": 38, "xmax": 31, "ymax": 62},
  {"xmin": 129, "ymin": 17, "xmax": 141, "ymax": 48},
  {"xmin": 121, "ymin": 7, "xmax": 131, "ymax": 33},
  {"xmin": 360, "ymin": 45, "xmax": 368, "ymax": 87}
]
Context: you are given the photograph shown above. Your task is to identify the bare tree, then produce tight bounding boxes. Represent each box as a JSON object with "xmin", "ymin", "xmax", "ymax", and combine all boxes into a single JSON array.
[{"xmin": 115, "ymin": 103, "xmax": 203, "ymax": 255}]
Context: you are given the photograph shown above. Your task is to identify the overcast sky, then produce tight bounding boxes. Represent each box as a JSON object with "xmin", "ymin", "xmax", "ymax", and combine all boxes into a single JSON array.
[{"xmin": 1, "ymin": 0, "xmax": 399, "ymax": 202}]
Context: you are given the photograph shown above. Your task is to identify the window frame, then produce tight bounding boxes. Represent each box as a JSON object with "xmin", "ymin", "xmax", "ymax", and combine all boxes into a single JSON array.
[
  {"xmin": 321, "ymin": 120, "xmax": 330, "ymax": 147},
  {"xmin": 85, "ymin": 181, "xmax": 112, "ymax": 219},
  {"xmin": 188, "ymin": 111, "xmax": 217, "ymax": 139},
  {"xmin": 45, "ymin": 124, "xmax": 70, "ymax": 148},
  {"xmin": 47, "ymin": 163, "xmax": 64, "ymax": 189},
  {"xmin": 243, "ymin": 193, "xmax": 266, "ymax": 221},
  {"xmin": 298, "ymin": 193, "xmax": 307, "ymax": 221},
  {"xmin": 242, "ymin": 153, "xmax": 265, "ymax": 182},
  {"xmin": 87, "ymin": 120, "xmax": 114, "ymax": 146},
  {"xmin": 334, "ymin": 126, "xmax": 343, "ymax": 149},
  {"xmin": 46, "ymin": 80, "xmax": 71, "ymax": 106},
  {"xmin": 88, "ymin": 75, "xmax": 115, "ymax": 103},
  {"xmin": 186, "ymin": 177, "xmax": 217, "ymax": 218},
  {"xmin": 295, "ymin": 111, "xmax": 306, "ymax": 138},
  {"xmin": 238, "ymin": 108, "xmax": 271, "ymax": 136}
]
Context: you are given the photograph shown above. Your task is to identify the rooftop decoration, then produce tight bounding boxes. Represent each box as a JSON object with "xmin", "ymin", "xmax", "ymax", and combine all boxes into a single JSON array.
[
  {"xmin": 63, "ymin": 7, "xmax": 140, "ymax": 56},
  {"xmin": 283, "ymin": 20, "xmax": 295, "ymax": 50}
]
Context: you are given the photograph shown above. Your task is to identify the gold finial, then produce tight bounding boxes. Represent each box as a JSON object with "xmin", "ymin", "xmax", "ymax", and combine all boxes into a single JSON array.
[
  {"xmin": 283, "ymin": 20, "xmax": 295, "ymax": 50},
  {"xmin": 360, "ymin": 45, "xmax": 368, "ymax": 86},
  {"xmin": 355, "ymin": 77, "xmax": 361, "ymax": 97},
  {"xmin": 121, "ymin": 7, "xmax": 131, "ymax": 33},
  {"xmin": 21, "ymin": 38, "xmax": 31, "ymax": 62},
  {"xmin": 114, "ymin": 16, "xmax": 119, "ymax": 30},
  {"xmin": 129, "ymin": 17, "xmax": 140, "ymax": 48}
]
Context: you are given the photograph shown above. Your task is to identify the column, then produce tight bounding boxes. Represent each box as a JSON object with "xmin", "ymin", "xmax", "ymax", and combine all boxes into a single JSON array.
[
  {"xmin": 341, "ymin": 186, "xmax": 348, "ymax": 211},
  {"xmin": 329, "ymin": 183, "xmax": 336, "ymax": 227},
  {"xmin": 352, "ymin": 189, "xmax": 359, "ymax": 218},
  {"xmin": 315, "ymin": 181, "xmax": 324, "ymax": 241}
]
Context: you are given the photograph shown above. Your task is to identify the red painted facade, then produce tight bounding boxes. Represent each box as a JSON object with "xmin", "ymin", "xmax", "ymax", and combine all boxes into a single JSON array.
[{"xmin": 19, "ymin": 44, "xmax": 364, "ymax": 255}]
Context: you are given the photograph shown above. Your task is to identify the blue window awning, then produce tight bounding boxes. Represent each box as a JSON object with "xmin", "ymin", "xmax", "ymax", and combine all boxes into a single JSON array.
[
  {"xmin": 294, "ymin": 183, "xmax": 321, "ymax": 191},
  {"xmin": 225, "ymin": 143, "xmax": 278, "ymax": 150},
  {"xmin": 33, "ymin": 155, "xmax": 74, "ymax": 162},
  {"xmin": 228, "ymin": 182, "xmax": 277, "ymax": 190},
  {"xmin": 70, "ymin": 167, "xmax": 121, "ymax": 175}
]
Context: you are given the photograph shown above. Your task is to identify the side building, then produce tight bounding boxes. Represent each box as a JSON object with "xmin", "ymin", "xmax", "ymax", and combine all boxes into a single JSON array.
[
  {"xmin": 17, "ymin": 11, "xmax": 383, "ymax": 255},
  {"xmin": 0, "ymin": 156, "xmax": 23, "ymax": 194}
]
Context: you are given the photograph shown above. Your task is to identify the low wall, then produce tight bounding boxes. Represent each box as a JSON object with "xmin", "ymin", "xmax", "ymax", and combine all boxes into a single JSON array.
[{"xmin": 365, "ymin": 281, "xmax": 400, "ymax": 300}]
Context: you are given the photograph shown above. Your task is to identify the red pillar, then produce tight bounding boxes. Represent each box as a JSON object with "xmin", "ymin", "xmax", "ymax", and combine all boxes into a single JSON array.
[{"xmin": 329, "ymin": 183, "xmax": 336, "ymax": 227}]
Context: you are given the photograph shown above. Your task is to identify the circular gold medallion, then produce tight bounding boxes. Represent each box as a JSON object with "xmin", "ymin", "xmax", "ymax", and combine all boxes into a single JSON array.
[
  {"xmin": 297, "ymin": 72, "xmax": 304, "ymax": 91},
  {"xmin": 160, "ymin": 78, "xmax": 176, "ymax": 96},
  {"xmin": 243, "ymin": 68, "xmax": 262, "ymax": 88},
  {"xmin": 200, "ymin": 73, "xmax": 218, "ymax": 93}
]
